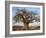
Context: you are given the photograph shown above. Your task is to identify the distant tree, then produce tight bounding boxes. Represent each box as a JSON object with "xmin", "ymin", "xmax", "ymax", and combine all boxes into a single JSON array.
[
  {"xmin": 35, "ymin": 16, "xmax": 40, "ymax": 22},
  {"xmin": 14, "ymin": 8, "xmax": 37, "ymax": 30}
]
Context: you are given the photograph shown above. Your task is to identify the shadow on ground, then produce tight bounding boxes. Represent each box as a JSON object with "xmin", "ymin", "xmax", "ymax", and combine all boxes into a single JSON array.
[{"xmin": 12, "ymin": 26, "xmax": 40, "ymax": 31}]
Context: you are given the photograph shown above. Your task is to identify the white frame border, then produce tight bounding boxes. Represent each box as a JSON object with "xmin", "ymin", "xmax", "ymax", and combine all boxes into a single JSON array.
[{"xmin": 10, "ymin": 4, "xmax": 43, "ymax": 34}]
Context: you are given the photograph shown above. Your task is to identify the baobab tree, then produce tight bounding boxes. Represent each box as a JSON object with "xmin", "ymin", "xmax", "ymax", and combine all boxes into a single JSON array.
[{"xmin": 14, "ymin": 8, "xmax": 37, "ymax": 30}]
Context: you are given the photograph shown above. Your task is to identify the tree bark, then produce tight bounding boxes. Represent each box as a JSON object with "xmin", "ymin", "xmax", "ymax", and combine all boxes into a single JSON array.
[{"xmin": 24, "ymin": 23, "xmax": 29, "ymax": 30}]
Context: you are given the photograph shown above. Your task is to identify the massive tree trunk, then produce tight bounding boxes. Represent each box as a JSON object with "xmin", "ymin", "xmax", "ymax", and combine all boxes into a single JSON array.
[{"xmin": 24, "ymin": 23, "xmax": 29, "ymax": 30}]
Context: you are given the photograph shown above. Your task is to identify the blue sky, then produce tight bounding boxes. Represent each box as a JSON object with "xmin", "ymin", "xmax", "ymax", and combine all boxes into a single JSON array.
[{"xmin": 12, "ymin": 7, "xmax": 40, "ymax": 17}]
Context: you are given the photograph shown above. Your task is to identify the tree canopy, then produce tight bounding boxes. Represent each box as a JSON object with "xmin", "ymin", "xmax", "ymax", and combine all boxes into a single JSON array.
[{"xmin": 14, "ymin": 8, "xmax": 37, "ymax": 23}]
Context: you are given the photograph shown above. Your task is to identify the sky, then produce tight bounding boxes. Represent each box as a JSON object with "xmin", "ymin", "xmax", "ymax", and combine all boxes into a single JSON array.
[{"xmin": 12, "ymin": 7, "xmax": 40, "ymax": 17}]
